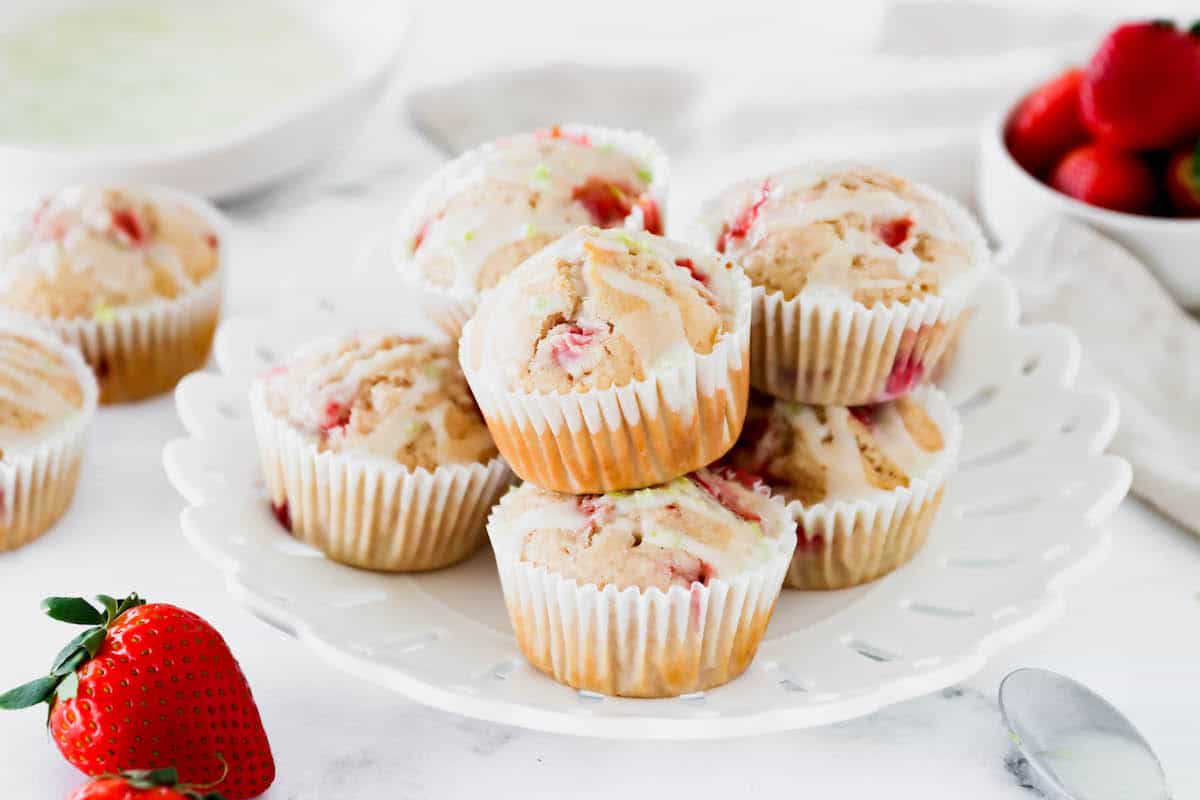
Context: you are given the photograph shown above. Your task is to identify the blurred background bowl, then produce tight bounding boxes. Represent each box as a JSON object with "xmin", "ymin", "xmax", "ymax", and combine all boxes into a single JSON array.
[
  {"xmin": 977, "ymin": 103, "xmax": 1200, "ymax": 309},
  {"xmin": 0, "ymin": 0, "xmax": 409, "ymax": 201}
]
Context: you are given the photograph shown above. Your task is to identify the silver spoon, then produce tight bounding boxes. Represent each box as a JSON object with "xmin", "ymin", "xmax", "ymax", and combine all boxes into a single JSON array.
[{"xmin": 999, "ymin": 668, "xmax": 1171, "ymax": 800}]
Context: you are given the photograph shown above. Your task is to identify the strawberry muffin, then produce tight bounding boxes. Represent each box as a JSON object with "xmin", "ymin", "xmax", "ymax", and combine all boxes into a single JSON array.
[
  {"xmin": 0, "ymin": 316, "xmax": 98, "ymax": 551},
  {"xmin": 692, "ymin": 164, "xmax": 988, "ymax": 404},
  {"xmin": 0, "ymin": 185, "xmax": 224, "ymax": 403},
  {"xmin": 460, "ymin": 226, "xmax": 751, "ymax": 493},
  {"xmin": 724, "ymin": 385, "xmax": 959, "ymax": 589},
  {"xmin": 488, "ymin": 466, "xmax": 796, "ymax": 697},
  {"xmin": 251, "ymin": 331, "xmax": 514, "ymax": 571},
  {"xmin": 395, "ymin": 124, "xmax": 667, "ymax": 335}
]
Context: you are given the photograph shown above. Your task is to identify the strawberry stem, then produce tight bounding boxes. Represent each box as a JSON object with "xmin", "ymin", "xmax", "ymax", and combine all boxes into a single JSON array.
[{"xmin": 0, "ymin": 593, "xmax": 144, "ymax": 711}]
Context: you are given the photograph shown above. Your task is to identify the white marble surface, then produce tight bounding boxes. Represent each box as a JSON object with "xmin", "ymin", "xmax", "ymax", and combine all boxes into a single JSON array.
[{"xmin": 2, "ymin": 2, "xmax": 1200, "ymax": 796}]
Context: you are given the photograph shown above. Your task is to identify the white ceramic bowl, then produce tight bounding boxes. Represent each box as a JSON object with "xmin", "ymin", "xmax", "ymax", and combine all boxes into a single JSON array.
[
  {"xmin": 977, "ymin": 106, "xmax": 1200, "ymax": 308},
  {"xmin": 0, "ymin": 0, "xmax": 409, "ymax": 201}
]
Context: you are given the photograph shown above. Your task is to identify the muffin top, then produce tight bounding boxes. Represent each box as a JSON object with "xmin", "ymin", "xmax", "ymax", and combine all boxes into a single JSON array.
[
  {"xmin": 399, "ymin": 125, "xmax": 664, "ymax": 295},
  {"xmin": 0, "ymin": 328, "xmax": 89, "ymax": 455},
  {"xmin": 697, "ymin": 165, "xmax": 976, "ymax": 306},
  {"xmin": 462, "ymin": 227, "xmax": 743, "ymax": 394},
  {"xmin": 260, "ymin": 331, "xmax": 497, "ymax": 470},
  {"xmin": 490, "ymin": 467, "xmax": 794, "ymax": 592},
  {"xmin": 0, "ymin": 186, "xmax": 220, "ymax": 320},
  {"xmin": 725, "ymin": 391, "xmax": 950, "ymax": 507}
]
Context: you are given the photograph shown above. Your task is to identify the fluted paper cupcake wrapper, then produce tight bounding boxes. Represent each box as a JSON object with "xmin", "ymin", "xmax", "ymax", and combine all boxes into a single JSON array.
[
  {"xmin": 393, "ymin": 123, "xmax": 671, "ymax": 340},
  {"xmin": 250, "ymin": 384, "xmax": 516, "ymax": 572},
  {"xmin": 784, "ymin": 386, "xmax": 962, "ymax": 590},
  {"xmin": 489, "ymin": 523, "xmax": 795, "ymax": 698},
  {"xmin": 0, "ymin": 318, "xmax": 97, "ymax": 552},
  {"xmin": 748, "ymin": 183, "xmax": 989, "ymax": 405},
  {"xmin": 46, "ymin": 274, "xmax": 221, "ymax": 404},
  {"xmin": 462, "ymin": 269, "xmax": 752, "ymax": 494}
]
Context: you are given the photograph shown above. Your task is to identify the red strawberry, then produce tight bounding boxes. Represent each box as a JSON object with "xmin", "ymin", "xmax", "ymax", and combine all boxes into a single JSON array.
[
  {"xmin": 1166, "ymin": 140, "xmax": 1200, "ymax": 217},
  {"xmin": 1050, "ymin": 144, "xmax": 1156, "ymax": 214},
  {"xmin": 0, "ymin": 594, "xmax": 274, "ymax": 799},
  {"xmin": 636, "ymin": 194, "xmax": 663, "ymax": 234},
  {"xmin": 1006, "ymin": 68, "xmax": 1090, "ymax": 178},
  {"xmin": 571, "ymin": 178, "xmax": 637, "ymax": 227},
  {"xmin": 69, "ymin": 767, "xmax": 227, "ymax": 800},
  {"xmin": 873, "ymin": 216, "xmax": 914, "ymax": 249},
  {"xmin": 688, "ymin": 468, "xmax": 762, "ymax": 522},
  {"xmin": 1080, "ymin": 21, "xmax": 1200, "ymax": 150},
  {"xmin": 110, "ymin": 209, "xmax": 146, "ymax": 247},
  {"xmin": 717, "ymin": 179, "xmax": 772, "ymax": 253}
]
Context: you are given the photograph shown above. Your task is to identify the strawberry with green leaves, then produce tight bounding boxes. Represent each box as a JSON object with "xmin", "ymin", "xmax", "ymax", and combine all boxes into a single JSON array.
[
  {"xmin": 69, "ymin": 767, "xmax": 227, "ymax": 800},
  {"xmin": 0, "ymin": 594, "xmax": 274, "ymax": 800}
]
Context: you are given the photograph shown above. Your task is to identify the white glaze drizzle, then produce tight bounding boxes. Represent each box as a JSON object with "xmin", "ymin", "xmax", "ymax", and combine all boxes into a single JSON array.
[
  {"xmin": 466, "ymin": 227, "xmax": 737, "ymax": 390},
  {"xmin": 403, "ymin": 129, "xmax": 658, "ymax": 293}
]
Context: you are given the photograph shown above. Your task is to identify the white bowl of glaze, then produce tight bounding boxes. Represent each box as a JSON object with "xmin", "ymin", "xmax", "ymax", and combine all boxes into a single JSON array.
[
  {"xmin": 0, "ymin": 0, "xmax": 409, "ymax": 201},
  {"xmin": 978, "ymin": 104, "xmax": 1200, "ymax": 309}
]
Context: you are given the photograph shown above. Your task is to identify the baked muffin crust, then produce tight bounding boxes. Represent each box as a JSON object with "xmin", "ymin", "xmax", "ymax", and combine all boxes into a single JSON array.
[
  {"xmin": 403, "ymin": 126, "xmax": 662, "ymax": 294},
  {"xmin": 262, "ymin": 332, "xmax": 496, "ymax": 470},
  {"xmin": 0, "ymin": 186, "xmax": 219, "ymax": 319},
  {"xmin": 700, "ymin": 165, "xmax": 973, "ymax": 306},
  {"xmin": 726, "ymin": 392, "xmax": 946, "ymax": 506},
  {"xmin": 463, "ymin": 227, "xmax": 741, "ymax": 394},
  {"xmin": 490, "ymin": 466, "xmax": 793, "ymax": 592},
  {"xmin": 0, "ymin": 332, "xmax": 85, "ymax": 453}
]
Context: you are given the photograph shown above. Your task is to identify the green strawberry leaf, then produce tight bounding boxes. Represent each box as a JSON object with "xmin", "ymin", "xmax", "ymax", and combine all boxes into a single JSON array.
[
  {"xmin": 42, "ymin": 597, "xmax": 102, "ymax": 625},
  {"xmin": 123, "ymin": 767, "xmax": 181, "ymax": 788},
  {"xmin": 1193, "ymin": 140, "xmax": 1200, "ymax": 187},
  {"xmin": 50, "ymin": 630, "xmax": 93, "ymax": 673},
  {"xmin": 80, "ymin": 627, "xmax": 107, "ymax": 658},
  {"xmin": 0, "ymin": 675, "xmax": 60, "ymax": 709},
  {"xmin": 1190, "ymin": 20, "xmax": 1200, "ymax": 36},
  {"xmin": 95, "ymin": 594, "xmax": 119, "ymax": 621}
]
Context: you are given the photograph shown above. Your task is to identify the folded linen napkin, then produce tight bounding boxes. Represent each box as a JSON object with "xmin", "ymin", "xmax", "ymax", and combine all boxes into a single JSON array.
[{"xmin": 1002, "ymin": 217, "xmax": 1200, "ymax": 533}]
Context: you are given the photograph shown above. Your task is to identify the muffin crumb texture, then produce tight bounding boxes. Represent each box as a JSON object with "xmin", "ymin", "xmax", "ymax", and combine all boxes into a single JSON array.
[
  {"xmin": 263, "ymin": 332, "xmax": 497, "ymax": 470},
  {"xmin": 727, "ymin": 392, "xmax": 945, "ymax": 506},
  {"xmin": 705, "ymin": 166, "xmax": 972, "ymax": 305},
  {"xmin": 406, "ymin": 126, "xmax": 662, "ymax": 294},
  {"xmin": 0, "ymin": 186, "xmax": 219, "ymax": 319},
  {"xmin": 491, "ymin": 467, "xmax": 791, "ymax": 592},
  {"xmin": 465, "ymin": 227, "xmax": 740, "ymax": 394}
]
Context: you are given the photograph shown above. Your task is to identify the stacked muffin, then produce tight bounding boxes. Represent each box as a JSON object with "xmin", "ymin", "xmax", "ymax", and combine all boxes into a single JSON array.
[
  {"xmin": 459, "ymin": 225, "xmax": 796, "ymax": 697},
  {"xmin": 246, "ymin": 131, "xmax": 990, "ymax": 699},
  {"xmin": 691, "ymin": 164, "xmax": 986, "ymax": 589}
]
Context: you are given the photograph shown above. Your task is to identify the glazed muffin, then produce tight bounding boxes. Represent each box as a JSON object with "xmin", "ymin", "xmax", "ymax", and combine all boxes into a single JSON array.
[
  {"xmin": 0, "ymin": 316, "xmax": 98, "ymax": 551},
  {"xmin": 693, "ymin": 164, "xmax": 987, "ymax": 404},
  {"xmin": 395, "ymin": 124, "xmax": 668, "ymax": 334},
  {"xmin": 460, "ymin": 226, "xmax": 751, "ymax": 493},
  {"xmin": 724, "ymin": 385, "xmax": 960, "ymax": 589},
  {"xmin": 0, "ymin": 185, "xmax": 224, "ymax": 403},
  {"xmin": 488, "ymin": 467, "xmax": 796, "ymax": 697},
  {"xmin": 250, "ymin": 331, "xmax": 514, "ymax": 572}
]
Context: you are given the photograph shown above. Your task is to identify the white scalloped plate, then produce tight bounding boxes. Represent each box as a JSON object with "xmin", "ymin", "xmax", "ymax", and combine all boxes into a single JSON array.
[{"xmin": 164, "ymin": 272, "xmax": 1130, "ymax": 738}]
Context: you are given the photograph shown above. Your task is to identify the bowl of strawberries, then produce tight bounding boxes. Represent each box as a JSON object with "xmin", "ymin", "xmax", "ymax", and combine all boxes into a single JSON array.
[{"xmin": 978, "ymin": 19, "xmax": 1200, "ymax": 306}]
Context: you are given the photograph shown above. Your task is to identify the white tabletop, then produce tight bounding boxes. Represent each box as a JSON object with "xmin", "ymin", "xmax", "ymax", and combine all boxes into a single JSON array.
[{"xmin": 4, "ymin": 3, "xmax": 1200, "ymax": 795}]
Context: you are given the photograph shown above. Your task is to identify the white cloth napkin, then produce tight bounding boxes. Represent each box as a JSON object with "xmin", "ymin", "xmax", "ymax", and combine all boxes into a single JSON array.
[
  {"xmin": 402, "ymin": 1, "xmax": 1198, "ymax": 531},
  {"xmin": 1002, "ymin": 217, "xmax": 1200, "ymax": 532}
]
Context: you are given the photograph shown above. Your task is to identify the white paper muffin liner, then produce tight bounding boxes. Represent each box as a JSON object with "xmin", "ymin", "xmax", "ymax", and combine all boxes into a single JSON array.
[
  {"xmin": 392, "ymin": 123, "xmax": 670, "ymax": 339},
  {"xmin": 461, "ymin": 268, "xmax": 753, "ymax": 494},
  {"xmin": 488, "ymin": 498, "xmax": 796, "ymax": 698},
  {"xmin": 0, "ymin": 316, "xmax": 98, "ymax": 552},
  {"xmin": 250, "ymin": 382, "xmax": 515, "ymax": 572},
  {"xmin": 698, "ymin": 172, "xmax": 989, "ymax": 405},
  {"xmin": 7, "ymin": 186, "xmax": 227, "ymax": 403},
  {"xmin": 784, "ymin": 385, "xmax": 961, "ymax": 590}
]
